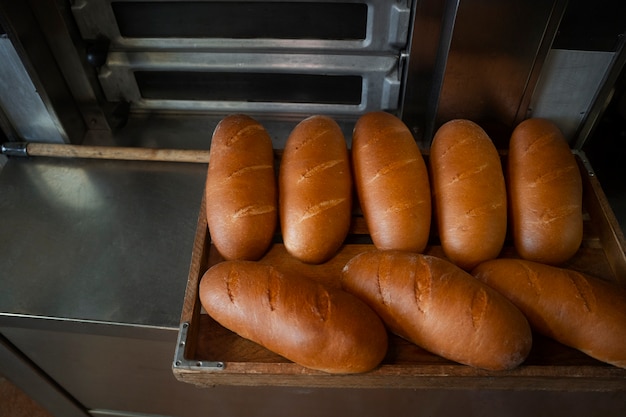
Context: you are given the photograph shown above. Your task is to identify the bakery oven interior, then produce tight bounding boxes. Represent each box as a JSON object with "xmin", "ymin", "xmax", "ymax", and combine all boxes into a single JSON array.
[{"xmin": 1, "ymin": 1, "xmax": 626, "ymax": 417}]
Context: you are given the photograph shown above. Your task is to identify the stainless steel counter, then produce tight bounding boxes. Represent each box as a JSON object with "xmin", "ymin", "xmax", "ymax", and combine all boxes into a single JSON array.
[{"xmin": 0, "ymin": 156, "xmax": 206, "ymax": 328}]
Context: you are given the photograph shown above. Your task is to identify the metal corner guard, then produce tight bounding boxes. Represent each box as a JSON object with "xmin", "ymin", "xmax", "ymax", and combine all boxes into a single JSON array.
[{"xmin": 173, "ymin": 322, "xmax": 224, "ymax": 371}]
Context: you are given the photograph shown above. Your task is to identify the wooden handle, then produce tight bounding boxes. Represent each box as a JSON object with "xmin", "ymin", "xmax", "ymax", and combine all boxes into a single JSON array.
[{"xmin": 25, "ymin": 143, "xmax": 211, "ymax": 163}]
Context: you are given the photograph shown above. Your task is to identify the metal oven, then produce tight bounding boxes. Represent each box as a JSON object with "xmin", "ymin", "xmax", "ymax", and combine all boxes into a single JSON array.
[{"xmin": 1, "ymin": 0, "xmax": 623, "ymax": 149}]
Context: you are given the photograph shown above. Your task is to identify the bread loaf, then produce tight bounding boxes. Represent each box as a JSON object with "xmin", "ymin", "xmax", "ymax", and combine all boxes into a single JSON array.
[
  {"xmin": 430, "ymin": 119, "xmax": 507, "ymax": 270},
  {"xmin": 472, "ymin": 258, "xmax": 626, "ymax": 369},
  {"xmin": 199, "ymin": 260, "xmax": 388, "ymax": 374},
  {"xmin": 508, "ymin": 118, "xmax": 583, "ymax": 264},
  {"xmin": 205, "ymin": 114, "xmax": 277, "ymax": 260},
  {"xmin": 341, "ymin": 250, "xmax": 532, "ymax": 371},
  {"xmin": 352, "ymin": 111, "xmax": 431, "ymax": 252},
  {"xmin": 279, "ymin": 115, "xmax": 352, "ymax": 264}
]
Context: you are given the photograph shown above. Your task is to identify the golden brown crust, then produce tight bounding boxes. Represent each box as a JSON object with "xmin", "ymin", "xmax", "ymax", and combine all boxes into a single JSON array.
[
  {"xmin": 508, "ymin": 118, "xmax": 583, "ymax": 264},
  {"xmin": 472, "ymin": 259, "xmax": 626, "ymax": 369},
  {"xmin": 199, "ymin": 261, "xmax": 388, "ymax": 374},
  {"xmin": 430, "ymin": 119, "xmax": 507, "ymax": 270},
  {"xmin": 352, "ymin": 112, "xmax": 431, "ymax": 252},
  {"xmin": 205, "ymin": 114, "xmax": 277, "ymax": 261},
  {"xmin": 279, "ymin": 115, "xmax": 352, "ymax": 264},
  {"xmin": 341, "ymin": 250, "xmax": 532, "ymax": 371}
]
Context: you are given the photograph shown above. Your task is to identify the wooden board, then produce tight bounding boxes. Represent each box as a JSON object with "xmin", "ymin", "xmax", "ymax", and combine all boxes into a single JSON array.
[{"xmin": 173, "ymin": 152, "xmax": 626, "ymax": 390}]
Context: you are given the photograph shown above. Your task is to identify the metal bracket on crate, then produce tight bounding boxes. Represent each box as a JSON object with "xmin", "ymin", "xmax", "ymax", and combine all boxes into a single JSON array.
[
  {"xmin": 573, "ymin": 150, "xmax": 596, "ymax": 177},
  {"xmin": 173, "ymin": 321, "xmax": 225, "ymax": 371}
]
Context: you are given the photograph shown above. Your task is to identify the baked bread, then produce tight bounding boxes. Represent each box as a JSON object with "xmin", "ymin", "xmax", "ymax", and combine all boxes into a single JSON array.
[
  {"xmin": 279, "ymin": 115, "xmax": 352, "ymax": 264},
  {"xmin": 200, "ymin": 260, "xmax": 388, "ymax": 374},
  {"xmin": 508, "ymin": 118, "xmax": 583, "ymax": 264},
  {"xmin": 341, "ymin": 250, "xmax": 532, "ymax": 371},
  {"xmin": 472, "ymin": 258, "xmax": 626, "ymax": 369},
  {"xmin": 352, "ymin": 111, "xmax": 431, "ymax": 252},
  {"xmin": 430, "ymin": 119, "xmax": 507, "ymax": 270},
  {"xmin": 205, "ymin": 114, "xmax": 277, "ymax": 260}
]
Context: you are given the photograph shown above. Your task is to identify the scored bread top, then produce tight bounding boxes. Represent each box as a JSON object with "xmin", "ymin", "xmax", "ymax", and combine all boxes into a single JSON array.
[
  {"xmin": 430, "ymin": 119, "xmax": 507, "ymax": 270},
  {"xmin": 279, "ymin": 115, "xmax": 352, "ymax": 264},
  {"xmin": 205, "ymin": 114, "xmax": 277, "ymax": 261},
  {"xmin": 200, "ymin": 260, "xmax": 388, "ymax": 374},
  {"xmin": 352, "ymin": 111, "xmax": 431, "ymax": 252},
  {"xmin": 508, "ymin": 118, "xmax": 583, "ymax": 264},
  {"xmin": 341, "ymin": 250, "xmax": 532, "ymax": 371}
]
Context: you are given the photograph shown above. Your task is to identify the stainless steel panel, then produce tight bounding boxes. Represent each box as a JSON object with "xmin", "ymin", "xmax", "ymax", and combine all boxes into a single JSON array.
[
  {"xmin": 0, "ymin": 332, "xmax": 88, "ymax": 417},
  {"xmin": 71, "ymin": 0, "xmax": 411, "ymax": 54},
  {"xmin": 3, "ymin": 322, "xmax": 626, "ymax": 417},
  {"xmin": 0, "ymin": 36, "xmax": 65, "ymax": 143},
  {"xmin": 0, "ymin": 0, "xmax": 86, "ymax": 143},
  {"xmin": 26, "ymin": 0, "xmax": 114, "ymax": 133},
  {"xmin": 530, "ymin": 49, "xmax": 615, "ymax": 142},
  {"xmin": 574, "ymin": 44, "xmax": 626, "ymax": 150},
  {"xmin": 1, "ymin": 324, "xmax": 194, "ymax": 416}
]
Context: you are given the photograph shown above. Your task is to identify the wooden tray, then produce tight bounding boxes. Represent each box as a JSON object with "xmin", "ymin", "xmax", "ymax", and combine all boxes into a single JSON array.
[{"xmin": 173, "ymin": 152, "xmax": 626, "ymax": 390}]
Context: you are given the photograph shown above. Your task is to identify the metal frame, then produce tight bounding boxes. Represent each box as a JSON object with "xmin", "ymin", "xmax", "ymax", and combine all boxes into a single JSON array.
[
  {"xmin": 99, "ymin": 51, "xmax": 401, "ymax": 115},
  {"xmin": 71, "ymin": 0, "xmax": 412, "ymax": 54},
  {"xmin": 71, "ymin": 0, "xmax": 414, "ymax": 116}
]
